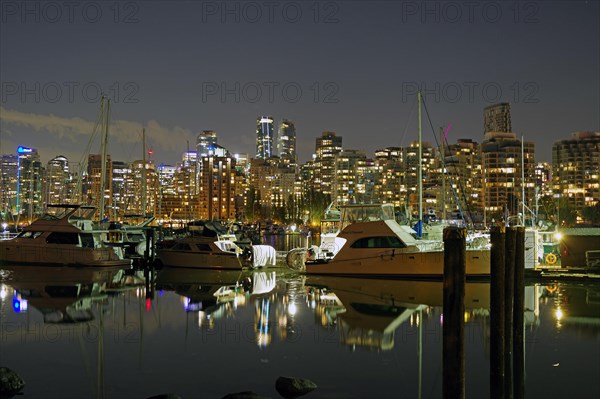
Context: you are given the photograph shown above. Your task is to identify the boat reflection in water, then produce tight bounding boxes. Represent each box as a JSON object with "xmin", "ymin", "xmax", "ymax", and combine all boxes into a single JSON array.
[
  {"xmin": 156, "ymin": 267, "xmax": 277, "ymax": 343},
  {"xmin": 305, "ymin": 276, "xmax": 493, "ymax": 351},
  {"xmin": 1, "ymin": 262, "xmax": 598, "ymax": 398},
  {"xmin": 1, "ymin": 265, "xmax": 127, "ymax": 323}
]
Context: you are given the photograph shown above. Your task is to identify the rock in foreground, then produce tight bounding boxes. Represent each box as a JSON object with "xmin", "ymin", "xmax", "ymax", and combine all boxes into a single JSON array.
[
  {"xmin": 275, "ymin": 377, "xmax": 317, "ymax": 398},
  {"xmin": 0, "ymin": 367, "xmax": 25, "ymax": 398}
]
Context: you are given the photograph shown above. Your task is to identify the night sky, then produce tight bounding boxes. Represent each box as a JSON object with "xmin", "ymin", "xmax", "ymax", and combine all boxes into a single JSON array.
[{"xmin": 1, "ymin": 1, "xmax": 598, "ymax": 165}]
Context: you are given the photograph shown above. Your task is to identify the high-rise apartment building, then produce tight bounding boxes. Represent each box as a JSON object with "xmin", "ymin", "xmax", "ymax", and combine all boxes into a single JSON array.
[
  {"xmin": 86, "ymin": 154, "xmax": 112, "ymax": 220},
  {"xmin": 277, "ymin": 119, "xmax": 297, "ymax": 168},
  {"xmin": 112, "ymin": 161, "xmax": 131, "ymax": 219},
  {"xmin": 404, "ymin": 141, "xmax": 436, "ymax": 214},
  {"xmin": 16, "ymin": 146, "xmax": 43, "ymax": 223},
  {"xmin": 256, "ymin": 116, "xmax": 275, "ymax": 159},
  {"xmin": 45, "ymin": 155, "xmax": 70, "ymax": 206},
  {"xmin": 442, "ymin": 139, "xmax": 483, "ymax": 220},
  {"xmin": 198, "ymin": 145, "xmax": 236, "ymax": 220},
  {"xmin": 333, "ymin": 149, "xmax": 366, "ymax": 205},
  {"xmin": 481, "ymin": 132, "xmax": 535, "ymax": 219},
  {"xmin": 128, "ymin": 160, "xmax": 159, "ymax": 217},
  {"xmin": 481, "ymin": 104, "xmax": 536, "ymax": 222},
  {"xmin": 484, "ymin": 103, "xmax": 512, "ymax": 133},
  {"xmin": 314, "ymin": 131, "xmax": 343, "ymax": 195},
  {"xmin": 534, "ymin": 162, "xmax": 553, "ymax": 197},
  {"xmin": 552, "ymin": 131, "xmax": 600, "ymax": 214},
  {"xmin": 196, "ymin": 130, "xmax": 218, "ymax": 158},
  {"xmin": 374, "ymin": 147, "xmax": 406, "ymax": 208},
  {"xmin": 0, "ymin": 154, "xmax": 19, "ymax": 218}
]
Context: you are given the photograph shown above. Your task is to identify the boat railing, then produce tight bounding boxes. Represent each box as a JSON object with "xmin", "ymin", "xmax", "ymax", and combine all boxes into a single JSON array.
[{"xmin": 0, "ymin": 232, "xmax": 18, "ymax": 241}]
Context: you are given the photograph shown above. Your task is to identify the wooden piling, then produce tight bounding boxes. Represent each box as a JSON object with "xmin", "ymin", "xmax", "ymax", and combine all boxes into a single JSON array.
[
  {"xmin": 513, "ymin": 227, "xmax": 526, "ymax": 399},
  {"xmin": 443, "ymin": 226, "xmax": 466, "ymax": 399},
  {"xmin": 504, "ymin": 227, "xmax": 517, "ymax": 399},
  {"xmin": 490, "ymin": 225, "xmax": 506, "ymax": 399}
]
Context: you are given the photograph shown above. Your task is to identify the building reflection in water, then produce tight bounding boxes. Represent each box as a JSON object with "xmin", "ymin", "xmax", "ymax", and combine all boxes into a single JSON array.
[{"xmin": 1, "ymin": 262, "xmax": 599, "ymax": 398}]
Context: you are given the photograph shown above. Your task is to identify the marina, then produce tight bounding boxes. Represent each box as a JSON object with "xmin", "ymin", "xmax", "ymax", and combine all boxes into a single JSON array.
[{"xmin": 2, "ymin": 1, "xmax": 598, "ymax": 397}]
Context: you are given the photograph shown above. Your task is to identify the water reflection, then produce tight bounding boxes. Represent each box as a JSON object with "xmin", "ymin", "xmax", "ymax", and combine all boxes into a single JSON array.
[
  {"xmin": 0, "ymin": 264, "xmax": 598, "ymax": 398},
  {"xmin": 305, "ymin": 277, "xmax": 491, "ymax": 351},
  {"xmin": 0, "ymin": 265, "xmax": 126, "ymax": 323},
  {"xmin": 156, "ymin": 267, "xmax": 278, "ymax": 346},
  {"xmin": 539, "ymin": 283, "xmax": 600, "ymax": 331}
]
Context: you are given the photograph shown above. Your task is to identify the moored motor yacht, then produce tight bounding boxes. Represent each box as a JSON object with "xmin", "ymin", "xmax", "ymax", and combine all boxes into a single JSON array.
[
  {"xmin": 289, "ymin": 204, "xmax": 490, "ymax": 279},
  {"xmin": 0, "ymin": 204, "xmax": 132, "ymax": 268},
  {"xmin": 155, "ymin": 234, "xmax": 277, "ymax": 270}
]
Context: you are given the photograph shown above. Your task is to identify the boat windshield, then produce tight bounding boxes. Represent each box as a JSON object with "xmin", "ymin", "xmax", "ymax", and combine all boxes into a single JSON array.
[{"xmin": 340, "ymin": 204, "xmax": 395, "ymax": 230}]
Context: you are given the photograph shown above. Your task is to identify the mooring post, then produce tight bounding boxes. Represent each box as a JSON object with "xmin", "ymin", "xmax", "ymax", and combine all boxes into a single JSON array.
[
  {"xmin": 505, "ymin": 227, "xmax": 517, "ymax": 399},
  {"xmin": 443, "ymin": 226, "xmax": 466, "ymax": 399},
  {"xmin": 490, "ymin": 225, "xmax": 506, "ymax": 399},
  {"xmin": 144, "ymin": 228, "xmax": 151, "ymax": 265},
  {"xmin": 513, "ymin": 226, "xmax": 526, "ymax": 399}
]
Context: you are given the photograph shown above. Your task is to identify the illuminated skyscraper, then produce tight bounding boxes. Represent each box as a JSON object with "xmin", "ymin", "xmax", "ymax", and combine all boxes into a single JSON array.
[
  {"xmin": 256, "ymin": 116, "xmax": 274, "ymax": 159},
  {"xmin": 314, "ymin": 131, "xmax": 343, "ymax": 195},
  {"xmin": 481, "ymin": 133, "xmax": 535, "ymax": 219},
  {"xmin": 198, "ymin": 145, "xmax": 236, "ymax": 220},
  {"xmin": 0, "ymin": 154, "xmax": 18, "ymax": 218},
  {"xmin": 86, "ymin": 154, "xmax": 112, "ymax": 220},
  {"xmin": 333, "ymin": 149, "xmax": 366, "ymax": 205},
  {"xmin": 552, "ymin": 131, "xmax": 600, "ymax": 215},
  {"xmin": 277, "ymin": 119, "xmax": 297, "ymax": 168},
  {"xmin": 196, "ymin": 130, "xmax": 218, "ymax": 158},
  {"xmin": 45, "ymin": 155, "xmax": 70, "ymax": 205},
  {"xmin": 16, "ymin": 146, "xmax": 43, "ymax": 223},
  {"xmin": 111, "ymin": 161, "xmax": 131, "ymax": 219},
  {"xmin": 374, "ymin": 147, "xmax": 405, "ymax": 208}
]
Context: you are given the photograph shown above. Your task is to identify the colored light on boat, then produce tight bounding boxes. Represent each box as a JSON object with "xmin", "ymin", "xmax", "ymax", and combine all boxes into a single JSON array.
[{"xmin": 13, "ymin": 293, "xmax": 27, "ymax": 313}]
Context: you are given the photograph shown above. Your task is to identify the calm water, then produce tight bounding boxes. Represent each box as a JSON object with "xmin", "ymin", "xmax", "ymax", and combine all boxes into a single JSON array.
[{"xmin": 0, "ymin": 263, "xmax": 599, "ymax": 399}]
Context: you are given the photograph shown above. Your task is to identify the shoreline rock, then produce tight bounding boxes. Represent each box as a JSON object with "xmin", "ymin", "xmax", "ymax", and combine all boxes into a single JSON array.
[{"xmin": 0, "ymin": 367, "xmax": 25, "ymax": 398}]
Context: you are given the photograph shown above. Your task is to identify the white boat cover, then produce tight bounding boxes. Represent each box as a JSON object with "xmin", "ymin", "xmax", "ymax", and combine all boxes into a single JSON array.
[{"xmin": 252, "ymin": 245, "xmax": 277, "ymax": 267}]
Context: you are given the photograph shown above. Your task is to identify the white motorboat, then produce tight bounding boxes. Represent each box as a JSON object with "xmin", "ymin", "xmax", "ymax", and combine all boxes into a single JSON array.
[
  {"xmin": 0, "ymin": 205, "xmax": 132, "ymax": 268},
  {"xmin": 289, "ymin": 204, "xmax": 490, "ymax": 279},
  {"xmin": 155, "ymin": 234, "xmax": 277, "ymax": 270}
]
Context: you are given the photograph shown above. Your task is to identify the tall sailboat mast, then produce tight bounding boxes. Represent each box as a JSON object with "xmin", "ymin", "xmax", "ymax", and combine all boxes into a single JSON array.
[
  {"xmin": 440, "ymin": 126, "xmax": 446, "ymax": 221},
  {"xmin": 99, "ymin": 97, "xmax": 110, "ymax": 222},
  {"xmin": 142, "ymin": 128, "xmax": 147, "ymax": 216},
  {"xmin": 417, "ymin": 90, "xmax": 423, "ymax": 237},
  {"xmin": 521, "ymin": 135, "xmax": 526, "ymax": 226}
]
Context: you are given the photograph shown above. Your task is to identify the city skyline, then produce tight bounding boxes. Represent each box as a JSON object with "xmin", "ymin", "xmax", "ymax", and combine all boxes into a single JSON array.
[
  {"xmin": 0, "ymin": 117, "xmax": 597, "ymax": 169},
  {"xmin": 1, "ymin": 1, "xmax": 598, "ymax": 165}
]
